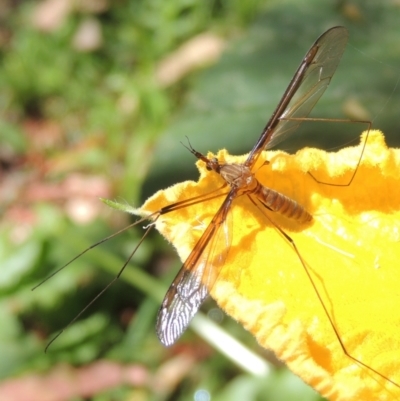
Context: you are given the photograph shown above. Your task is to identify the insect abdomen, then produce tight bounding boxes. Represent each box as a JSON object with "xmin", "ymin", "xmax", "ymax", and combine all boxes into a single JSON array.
[{"xmin": 256, "ymin": 184, "xmax": 312, "ymax": 223}]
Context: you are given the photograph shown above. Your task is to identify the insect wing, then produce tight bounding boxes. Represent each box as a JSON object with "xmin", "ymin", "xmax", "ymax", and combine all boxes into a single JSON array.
[
  {"xmin": 246, "ymin": 26, "xmax": 349, "ymax": 166},
  {"xmin": 156, "ymin": 192, "xmax": 234, "ymax": 346}
]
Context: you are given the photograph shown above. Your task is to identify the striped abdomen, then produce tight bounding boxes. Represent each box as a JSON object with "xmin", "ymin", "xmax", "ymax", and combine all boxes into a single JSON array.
[{"xmin": 254, "ymin": 183, "xmax": 312, "ymax": 223}]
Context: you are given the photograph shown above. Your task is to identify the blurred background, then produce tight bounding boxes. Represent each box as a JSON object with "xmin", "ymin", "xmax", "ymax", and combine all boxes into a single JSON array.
[{"xmin": 1, "ymin": 1, "xmax": 400, "ymax": 400}]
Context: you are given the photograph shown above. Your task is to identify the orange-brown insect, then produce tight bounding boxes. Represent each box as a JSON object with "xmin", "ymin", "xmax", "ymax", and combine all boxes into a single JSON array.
[
  {"xmin": 155, "ymin": 26, "xmax": 348, "ymax": 346},
  {"xmin": 41, "ymin": 27, "xmax": 350, "ymax": 348},
  {"xmin": 39, "ymin": 26, "xmax": 400, "ymax": 395}
]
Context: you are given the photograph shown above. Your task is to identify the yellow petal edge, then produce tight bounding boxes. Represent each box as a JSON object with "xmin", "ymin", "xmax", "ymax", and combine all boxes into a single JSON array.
[{"xmin": 139, "ymin": 130, "xmax": 400, "ymax": 401}]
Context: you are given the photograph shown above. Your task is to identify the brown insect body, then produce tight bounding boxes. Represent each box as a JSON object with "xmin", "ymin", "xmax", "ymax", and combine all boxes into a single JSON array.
[{"xmin": 209, "ymin": 157, "xmax": 312, "ymax": 223}]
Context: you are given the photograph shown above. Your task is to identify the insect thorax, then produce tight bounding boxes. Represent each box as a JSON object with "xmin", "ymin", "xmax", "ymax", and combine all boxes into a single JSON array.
[{"xmin": 220, "ymin": 163, "xmax": 257, "ymax": 191}]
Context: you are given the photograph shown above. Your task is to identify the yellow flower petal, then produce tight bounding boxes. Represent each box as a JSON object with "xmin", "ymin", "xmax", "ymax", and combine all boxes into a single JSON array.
[{"xmin": 140, "ymin": 130, "xmax": 400, "ymax": 401}]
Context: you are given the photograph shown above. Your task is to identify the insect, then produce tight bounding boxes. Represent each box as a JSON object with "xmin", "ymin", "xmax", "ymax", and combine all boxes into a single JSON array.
[
  {"xmin": 155, "ymin": 26, "xmax": 349, "ymax": 346},
  {"xmin": 41, "ymin": 25, "xmax": 400, "ymax": 396},
  {"xmin": 45, "ymin": 26, "xmax": 350, "ymax": 346}
]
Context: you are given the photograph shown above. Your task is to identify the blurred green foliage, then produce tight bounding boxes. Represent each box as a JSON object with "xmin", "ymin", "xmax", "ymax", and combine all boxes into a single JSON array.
[{"xmin": 1, "ymin": 0, "xmax": 400, "ymax": 400}]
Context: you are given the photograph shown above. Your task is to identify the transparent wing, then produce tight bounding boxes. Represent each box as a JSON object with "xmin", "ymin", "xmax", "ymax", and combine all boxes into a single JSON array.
[
  {"xmin": 246, "ymin": 26, "xmax": 349, "ymax": 167},
  {"xmin": 156, "ymin": 191, "xmax": 234, "ymax": 346}
]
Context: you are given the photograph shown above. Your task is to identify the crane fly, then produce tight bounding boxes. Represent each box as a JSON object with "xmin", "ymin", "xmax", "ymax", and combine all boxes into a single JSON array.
[
  {"xmin": 40, "ymin": 25, "xmax": 400, "ymax": 394},
  {"xmin": 43, "ymin": 26, "xmax": 350, "ymax": 346},
  {"xmin": 156, "ymin": 25, "xmax": 349, "ymax": 345}
]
